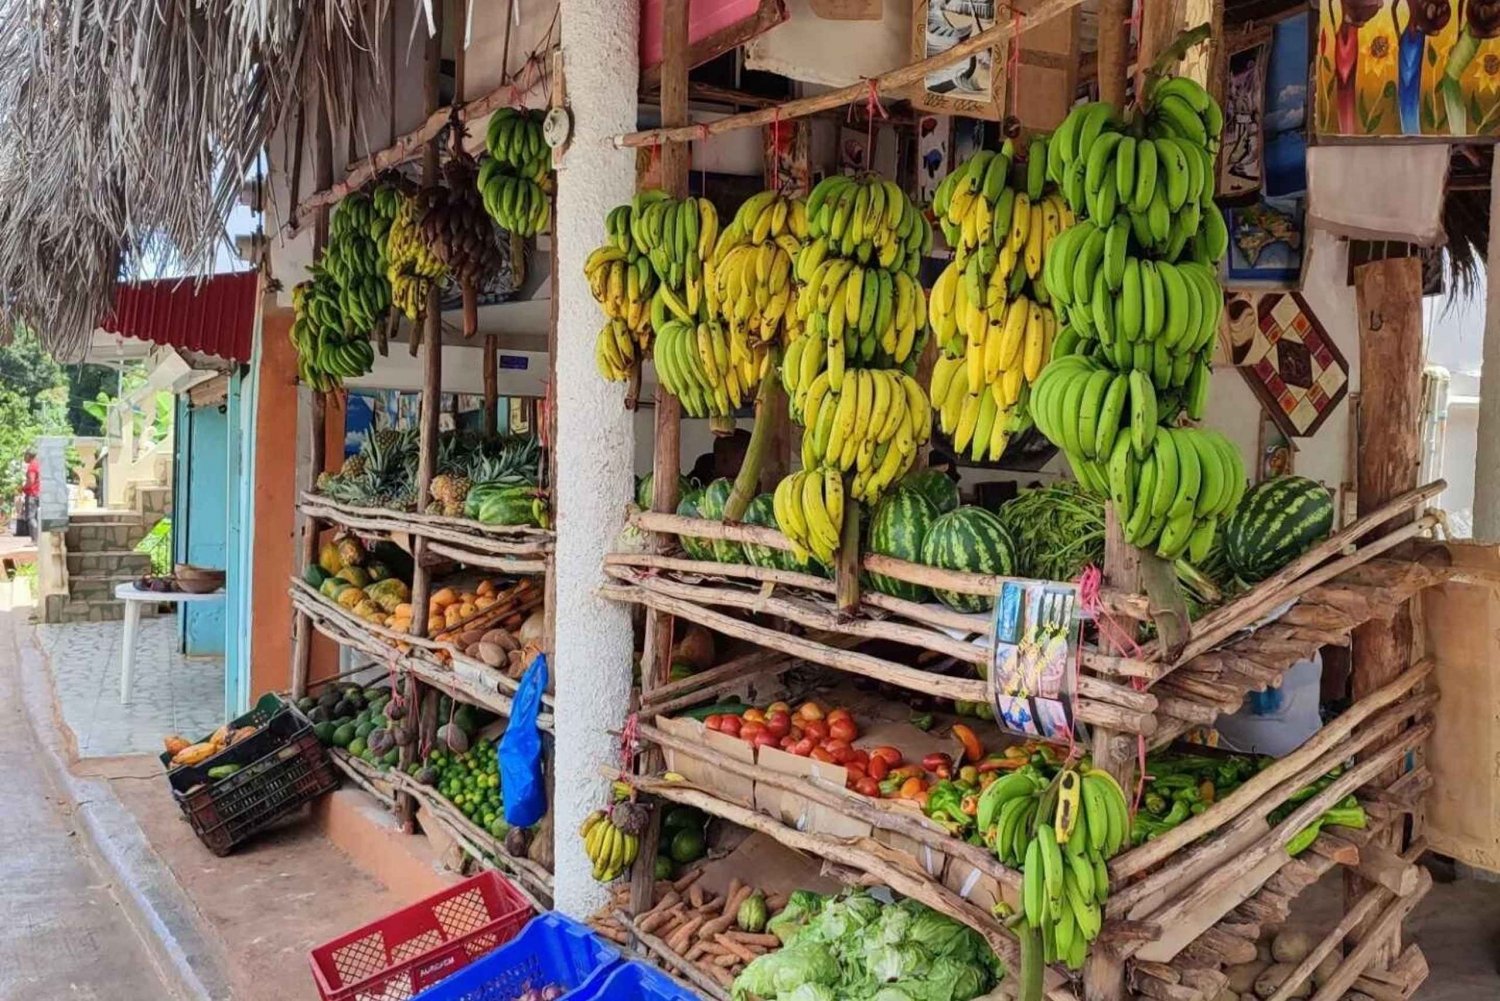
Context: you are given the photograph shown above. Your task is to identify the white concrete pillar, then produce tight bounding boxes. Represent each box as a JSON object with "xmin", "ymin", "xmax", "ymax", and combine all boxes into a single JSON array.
[
  {"xmin": 551, "ymin": 0, "xmax": 641, "ymax": 917},
  {"xmin": 1475, "ymin": 156, "xmax": 1500, "ymax": 540}
]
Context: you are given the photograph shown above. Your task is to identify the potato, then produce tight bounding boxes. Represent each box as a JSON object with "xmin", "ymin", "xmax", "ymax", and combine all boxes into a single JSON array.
[
  {"xmin": 482, "ymin": 628, "xmax": 518, "ymax": 652},
  {"xmin": 1254, "ymin": 962, "xmax": 1310, "ymax": 1000},
  {"xmin": 1311, "ymin": 949, "xmax": 1340, "ymax": 988},
  {"xmin": 1227, "ymin": 960, "xmax": 1270, "ymax": 995},
  {"xmin": 476, "ymin": 642, "xmax": 507, "ymax": 667},
  {"xmin": 1212, "ymin": 990, "xmax": 1239, "ymax": 1001},
  {"xmin": 1272, "ymin": 929, "xmax": 1313, "ymax": 964}
]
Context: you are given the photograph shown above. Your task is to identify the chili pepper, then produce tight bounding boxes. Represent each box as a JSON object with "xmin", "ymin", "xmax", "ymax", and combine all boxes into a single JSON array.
[
  {"xmin": 1152, "ymin": 774, "xmax": 1199, "ymax": 791},
  {"xmin": 960, "ymin": 794, "xmax": 979, "ymax": 817},
  {"xmin": 898, "ymin": 776, "xmax": 927, "ymax": 799},
  {"xmin": 914, "ymin": 789, "xmax": 930, "ymax": 809},
  {"xmin": 1144, "ymin": 792, "xmax": 1168, "ymax": 816},
  {"xmin": 1190, "ymin": 803, "xmax": 1207, "ymax": 815},
  {"xmin": 922, "ymin": 752, "xmax": 954, "ymax": 773},
  {"xmin": 879, "ymin": 777, "xmax": 902, "ymax": 798},
  {"xmin": 924, "ymin": 780, "xmax": 972, "ymax": 831},
  {"xmin": 890, "ymin": 765, "xmax": 924, "ymax": 783},
  {"xmin": 951, "ymin": 723, "xmax": 984, "ymax": 763},
  {"xmin": 1159, "ymin": 800, "xmax": 1192, "ymax": 827},
  {"xmin": 1284, "ymin": 820, "xmax": 1323, "ymax": 857},
  {"xmin": 1171, "ymin": 786, "xmax": 1201, "ymax": 805},
  {"xmin": 909, "ymin": 712, "xmax": 935, "ymax": 732}
]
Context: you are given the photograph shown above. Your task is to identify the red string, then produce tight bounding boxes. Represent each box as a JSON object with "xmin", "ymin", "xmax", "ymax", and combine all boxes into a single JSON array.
[
  {"xmin": 1077, "ymin": 565, "xmax": 1149, "ymax": 816},
  {"xmin": 618, "ymin": 711, "xmax": 641, "ymax": 776}
]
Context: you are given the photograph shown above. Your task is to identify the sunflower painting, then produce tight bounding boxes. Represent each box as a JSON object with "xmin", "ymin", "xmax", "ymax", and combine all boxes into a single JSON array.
[{"xmin": 1316, "ymin": 0, "xmax": 1500, "ymax": 137}]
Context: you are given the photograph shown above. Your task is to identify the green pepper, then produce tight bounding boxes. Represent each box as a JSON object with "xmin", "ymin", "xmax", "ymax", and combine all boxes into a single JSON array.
[
  {"xmin": 1171, "ymin": 786, "xmax": 1201, "ymax": 804},
  {"xmin": 1159, "ymin": 800, "xmax": 1192, "ymax": 827},
  {"xmin": 924, "ymin": 780, "xmax": 972, "ymax": 832},
  {"xmin": 1285, "ymin": 820, "xmax": 1322, "ymax": 857},
  {"xmin": 909, "ymin": 712, "xmax": 935, "ymax": 732},
  {"xmin": 1152, "ymin": 774, "xmax": 1199, "ymax": 791},
  {"xmin": 1190, "ymin": 803, "xmax": 1207, "ymax": 815},
  {"xmin": 879, "ymin": 777, "xmax": 902, "ymax": 798},
  {"xmin": 1144, "ymin": 792, "xmax": 1168, "ymax": 815},
  {"xmin": 1320, "ymin": 805, "xmax": 1367, "ymax": 830}
]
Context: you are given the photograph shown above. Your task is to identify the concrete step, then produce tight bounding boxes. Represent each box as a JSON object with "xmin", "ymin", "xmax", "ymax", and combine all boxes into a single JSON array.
[
  {"xmin": 66, "ymin": 522, "xmax": 147, "ymax": 551},
  {"xmin": 67, "ymin": 508, "xmax": 142, "ymax": 524},
  {"xmin": 66, "ymin": 550, "xmax": 152, "ymax": 576},
  {"xmin": 136, "ymin": 485, "xmax": 172, "ymax": 521},
  {"xmin": 43, "ymin": 595, "xmax": 160, "ymax": 623}
]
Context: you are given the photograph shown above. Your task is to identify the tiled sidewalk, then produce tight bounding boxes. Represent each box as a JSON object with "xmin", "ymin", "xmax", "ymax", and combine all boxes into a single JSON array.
[{"xmin": 34, "ymin": 616, "xmax": 223, "ymax": 757}]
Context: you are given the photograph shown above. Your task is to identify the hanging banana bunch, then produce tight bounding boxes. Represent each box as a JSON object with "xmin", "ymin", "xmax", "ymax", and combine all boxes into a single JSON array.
[
  {"xmin": 416, "ymin": 155, "xmax": 507, "ymax": 338},
  {"xmin": 290, "ymin": 267, "xmax": 374, "ymax": 392},
  {"xmin": 323, "ymin": 188, "xmax": 398, "ymax": 339},
  {"xmin": 477, "ymin": 107, "xmax": 553, "ymax": 237},
  {"xmin": 707, "ymin": 190, "xmax": 808, "ymax": 350},
  {"xmin": 387, "ymin": 191, "xmax": 447, "ymax": 325}
]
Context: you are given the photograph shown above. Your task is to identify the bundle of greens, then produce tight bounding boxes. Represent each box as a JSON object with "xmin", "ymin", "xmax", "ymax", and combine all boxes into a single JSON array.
[
  {"xmin": 994, "ymin": 483, "xmax": 1104, "ymax": 582},
  {"xmin": 733, "ymin": 891, "xmax": 1003, "ymax": 1001}
]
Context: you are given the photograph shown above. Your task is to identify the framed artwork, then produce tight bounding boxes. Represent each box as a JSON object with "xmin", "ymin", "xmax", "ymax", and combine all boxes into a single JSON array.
[
  {"xmin": 1220, "ymin": 33, "xmax": 1270, "ymax": 200},
  {"xmin": 1226, "ymin": 291, "xmax": 1350, "ymax": 439},
  {"xmin": 764, "ymin": 118, "xmax": 811, "ymax": 196},
  {"xmin": 909, "ymin": 0, "xmax": 1007, "ymax": 120},
  {"xmin": 1315, "ymin": 0, "xmax": 1500, "ymax": 138}
]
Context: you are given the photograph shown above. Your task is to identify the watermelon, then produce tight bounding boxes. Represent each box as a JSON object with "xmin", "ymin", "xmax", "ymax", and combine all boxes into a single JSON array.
[
  {"xmin": 696, "ymin": 478, "xmax": 744, "ymax": 563},
  {"xmin": 920, "ymin": 505, "xmax": 1017, "ymax": 612},
  {"xmin": 637, "ymin": 472, "xmax": 696, "ymax": 510},
  {"xmin": 866, "ymin": 487, "xmax": 938, "ymax": 601},
  {"xmin": 902, "ymin": 468, "xmax": 961, "ymax": 514},
  {"xmin": 742, "ymin": 494, "xmax": 795, "ymax": 571},
  {"xmin": 1223, "ymin": 475, "xmax": 1333, "ymax": 583},
  {"xmin": 676, "ymin": 491, "xmax": 716, "ymax": 562}
]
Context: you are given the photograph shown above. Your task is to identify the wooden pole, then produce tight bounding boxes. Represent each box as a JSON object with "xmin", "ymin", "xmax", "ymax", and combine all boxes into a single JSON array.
[
  {"xmin": 398, "ymin": 4, "xmax": 445, "ymax": 835},
  {"xmin": 1096, "ymin": 0, "xmax": 1131, "ymax": 109},
  {"xmin": 483, "ymin": 335, "xmax": 499, "ymax": 437},
  {"xmin": 1345, "ymin": 255, "xmax": 1424, "ymax": 954},
  {"xmin": 1475, "ymin": 153, "xmax": 1500, "ymax": 539},
  {"xmin": 631, "ymin": 0, "xmax": 690, "ymax": 932}
]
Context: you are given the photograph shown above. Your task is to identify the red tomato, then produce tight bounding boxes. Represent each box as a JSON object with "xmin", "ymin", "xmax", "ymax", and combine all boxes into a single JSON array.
[
  {"xmin": 844, "ymin": 760, "xmax": 867, "ymax": 780},
  {"xmin": 922, "ymin": 752, "xmax": 954, "ymax": 773},
  {"xmin": 824, "ymin": 739, "xmax": 854, "ymax": 764},
  {"xmin": 869, "ymin": 746, "xmax": 904, "ymax": 767},
  {"xmin": 828, "ymin": 718, "xmax": 859, "ymax": 743},
  {"xmin": 789, "ymin": 738, "xmax": 814, "ymax": 757},
  {"xmin": 742, "ymin": 708, "xmax": 766, "ymax": 723},
  {"xmin": 764, "ymin": 711, "xmax": 791, "ymax": 738},
  {"xmin": 796, "ymin": 701, "xmax": 826, "ymax": 721},
  {"xmin": 810, "ymin": 746, "xmax": 836, "ymax": 763},
  {"xmin": 766, "ymin": 701, "xmax": 791, "ymax": 715},
  {"xmin": 868, "ymin": 755, "xmax": 890, "ymax": 781},
  {"xmin": 854, "ymin": 777, "xmax": 881, "ymax": 797},
  {"xmin": 751, "ymin": 730, "xmax": 779, "ymax": 749},
  {"xmin": 718, "ymin": 716, "xmax": 742, "ymax": 738},
  {"xmin": 826, "ymin": 708, "xmax": 853, "ymax": 726},
  {"xmin": 788, "ymin": 725, "xmax": 804, "ymax": 742},
  {"xmin": 779, "ymin": 735, "xmax": 796, "ymax": 749},
  {"xmin": 801, "ymin": 719, "xmax": 830, "ymax": 742},
  {"xmin": 703, "ymin": 715, "xmax": 722, "ymax": 731},
  {"xmin": 739, "ymin": 721, "xmax": 765, "ymax": 741}
]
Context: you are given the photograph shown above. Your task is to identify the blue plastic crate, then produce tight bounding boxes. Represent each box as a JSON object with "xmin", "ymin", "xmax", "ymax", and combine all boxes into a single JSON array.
[
  {"xmin": 572, "ymin": 960, "xmax": 702, "ymax": 1001},
  {"xmin": 412, "ymin": 913, "xmax": 620, "ymax": 1001}
]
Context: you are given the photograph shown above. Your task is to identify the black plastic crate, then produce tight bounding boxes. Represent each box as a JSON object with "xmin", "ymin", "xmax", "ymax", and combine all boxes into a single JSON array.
[
  {"xmin": 159, "ymin": 692, "xmax": 289, "ymax": 771},
  {"xmin": 169, "ymin": 699, "xmax": 340, "ymax": 855}
]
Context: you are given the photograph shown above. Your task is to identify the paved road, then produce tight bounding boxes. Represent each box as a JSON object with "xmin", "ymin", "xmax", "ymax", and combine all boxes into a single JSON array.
[{"xmin": 0, "ymin": 608, "xmax": 179, "ymax": 1001}]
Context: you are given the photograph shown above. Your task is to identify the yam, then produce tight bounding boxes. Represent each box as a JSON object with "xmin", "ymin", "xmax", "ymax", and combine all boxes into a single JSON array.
[
  {"xmin": 455, "ymin": 629, "xmax": 486, "ymax": 649},
  {"xmin": 1254, "ymin": 962, "xmax": 1310, "ymax": 1000},
  {"xmin": 1272, "ymin": 929, "xmax": 1314, "ymax": 964},
  {"xmin": 1311, "ymin": 950, "xmax": 1341, "ymax": 988},
  {"xmin": 1257, "ymin": 942, "xmax": 1274, "ymax": 964},
  {"xmin": 476, "ymin": 642, "xmax": 507, "ymax": 667},
  {"xmin": 1227, "ymin": 961, "xmax": 1270, "ymax": 995},
  {"xmin": 1212, "ymin": 991, "xmax": 1239, "ymax": 1001},
  {"xmin": 482, "ymin": 628, "xmax": 519, "ymax": 651}
]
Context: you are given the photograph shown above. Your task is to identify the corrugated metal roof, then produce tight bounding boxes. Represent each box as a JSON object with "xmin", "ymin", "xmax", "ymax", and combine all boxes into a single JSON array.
[{"xmin": 100, "ymin": 271, "xmax": 260, "ymax": 363}]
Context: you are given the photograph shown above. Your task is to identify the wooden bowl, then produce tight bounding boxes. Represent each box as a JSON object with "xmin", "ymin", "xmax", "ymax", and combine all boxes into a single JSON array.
[{"xmin": 174, "ymin": 563, "xmax": 225, "ymax": 594}]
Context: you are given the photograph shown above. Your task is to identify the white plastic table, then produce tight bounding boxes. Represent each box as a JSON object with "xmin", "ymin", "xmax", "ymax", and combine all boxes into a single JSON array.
[{"xmin": 115, "ymin": 581, "xmax": 225, "ymax": 704}]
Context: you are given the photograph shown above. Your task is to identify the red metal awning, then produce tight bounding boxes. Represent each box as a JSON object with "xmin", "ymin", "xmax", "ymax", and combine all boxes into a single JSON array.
[{"xmin": 100, "ymin": 271, "xmax": 260, "ymax": 364}]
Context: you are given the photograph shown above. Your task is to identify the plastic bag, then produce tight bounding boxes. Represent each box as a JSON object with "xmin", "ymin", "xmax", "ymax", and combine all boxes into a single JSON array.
[{"xmin": 499, "ymin": 652, "xmax": 548, "ymax": 827}]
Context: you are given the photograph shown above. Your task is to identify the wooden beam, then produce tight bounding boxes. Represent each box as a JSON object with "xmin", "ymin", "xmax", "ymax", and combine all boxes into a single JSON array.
[
  {"xmin": 614, "ymin": 0, "xmax": 1089, "ymax": 148},
  {"xmin": 1095, "ymin": 0, "xmax": 1131, "ymax": 108}
]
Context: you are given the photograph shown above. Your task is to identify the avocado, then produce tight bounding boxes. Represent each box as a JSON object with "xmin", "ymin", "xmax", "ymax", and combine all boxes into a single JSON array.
[
  {"xmin": 355, "ymin": 721, "xmax": 375, "ymax": 740},
  {"xmin": 333, "ymin": 698, "xmax": 355, "ymax": 718},
  {"xmin": 663, "ymin": 806, "xmax": 704, "ymax": 832},
  {"xmin": 313, "ymin": 722, "xmax": 336, "ymax": 744},
  {"xmin": 348, "ymin": 737, "xmax": 367, "ymax": 757},
  {"xmin": 668, "ymin": 827, "xmax": 706, "ymax": 864},
  {"xmin": 382, "ymin": 747, "xmax": 399, "ymax": 766},
  {"xmin": 331, "ymin": 723, "xmax": 355, "ymax": 748},
  {"xmin": 654, "ymin": 856, "xmax": 675, "ymax": 880},
  {"xmin": 318, "ymin": 690, "xmax": 340, "ymax": 709},
  {"xmin": 296, "ymin": 696, "xmax": 317, "ymax": 713},
  {"xmin": 308, "ymin": 706, "xmax": 330, "ymax": 724}
]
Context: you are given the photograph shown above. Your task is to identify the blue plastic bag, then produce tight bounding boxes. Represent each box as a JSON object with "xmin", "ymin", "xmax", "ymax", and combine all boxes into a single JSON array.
[{"xmin": 500, "ymin": 653, "xmax": 548, "ymax": 827}]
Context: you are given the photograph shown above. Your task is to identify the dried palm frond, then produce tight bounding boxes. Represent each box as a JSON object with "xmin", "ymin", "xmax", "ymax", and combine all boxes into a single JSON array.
[{"xmin": 0, "ymin": 1, "xmax": 398, "ymax": 360}]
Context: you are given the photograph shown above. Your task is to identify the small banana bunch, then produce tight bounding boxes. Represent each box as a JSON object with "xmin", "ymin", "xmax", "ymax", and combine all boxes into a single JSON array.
[
  {"xmin": 579, "ymin": 807, "xmax": 643, "ymax": 884},
  {"xmin": 977, "ymin": 765, "xmax": 1131, "ymax": 971},
  {"xmin": 651, "ymin": 317, "xmax": 767, "ymax": 417},
  {"xmin": 290, "ymin": 269, "xmax": 375, "ymax": 391},
  {"xmin": 773, "ymin": 468, "xmax": 844, "ymax": 566},
  {"xmin": 930, "ymin": 346, "xmax": 1040, "ymax": 464},
  {"xmin": 630, "ymin": 189, "xmax": 717, "ymax": 307},
  {"xmin": 584, "ymin": 203, "xmax": 664, "ymax": 381},
  {"xmin": 805, "ymin": 173, "xmax": 931, "ymax": 275},
  {"xmin": 1046, "ymin": 218, "xmax": 1221, "ymax": 417},
  {"xmin": 1047, "ymin": 77, "xmax": 1227, "ymax": 266},
  {"xmin": 1032, "ymin": 355, "xmax": 1245, "ymax": 559},
  {"xmin": 478, "ymin": 107, "xmax": 552, "ymax": 237},
  {"xmin": 417, "ymin": 157, "xmax": 508, "ymax": 336},
  {"xmin": 707, "ymin": 190, "xmax": 807, "ymax": 349},
  {"xmin": 797, "ymin": 368, "xmax": 930, "ymax": 504},
  {"xmin": 324, "ymin": 190, "xmax": 396, "ymax": 335},
  {"xmin": 387, "ymin": 193, "xmax": 447, "ymax": 321}
]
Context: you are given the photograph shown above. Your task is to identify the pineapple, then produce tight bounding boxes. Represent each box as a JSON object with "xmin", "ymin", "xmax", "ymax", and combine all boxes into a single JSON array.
[
  {"xmin": 339, "ymin": 452, "xmax": 367, "ymax": 477},
  {"xmin": 373, "ymin": 428, "xmax": 401, "ymax": 451}
]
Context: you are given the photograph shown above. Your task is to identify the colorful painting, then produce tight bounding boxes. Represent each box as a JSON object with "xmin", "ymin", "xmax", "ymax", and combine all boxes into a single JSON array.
[
  {"xmin": 989, "ymin": 580, "xmax": 1087, "ymax": 746},
  {"xmin": 764, "ymin": 118, "xmax": 810, "ymax": 196},
  {"xmin": 1220, "ymin": 37, "xmax": 1270, "ymax": 199},
  {"xmin": 1315, "ymin": 0, "xmax": 1500, "ymax": 137},
  {"xmin": 1226, "ymin": 292, "xmax": 1350, "ymax": 439},
  {"xmin": 909, "ymin": 0, "xmax": 1007, "ymax": 120}
]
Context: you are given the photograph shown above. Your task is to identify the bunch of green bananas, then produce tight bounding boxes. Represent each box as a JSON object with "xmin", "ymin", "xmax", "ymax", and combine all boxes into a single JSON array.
[
  {"xmin": 579, "ymin": 809, "xmax": 640, "ymax": 883},
  {"xmin": 794, "ymin": 368, "xmax": 930, "ymax": 504},
  {"xmin": 772, "ymin": 468, "xmax": 845, "ymax": 566},
  {"xmin": 630, "ymin": 189, "xmax": 717, "ymax": 306},
  {"xmin": 707, "ymin": 190, "xmax": 807, "ymax": 349},
  {"xmin": 584, "ymin": 202, "xmax": 667, "ymax": 382},
  {"xmin": 1047, "ymin": 77, "xmax": 1227, "ymax": 265},
  {"xmin": 326, "ymin": 190, "xmax": 398, "ymax": 336},
  {"xmin": 651, "ymin": 317, "xmax": 767, "ymax": 418},
  {"xmin": 290, "ymin": 270, "xmax": 374, "ymax": 391},
  {"xmin": 1046, "ymin": 220, "xmax": 1222, "ymax": 418},
  {"xmin": 478, "ymin": 108, "xmax": 551, "ymax": 237},
  {"xmin": 977, "ymin": 765, "xmax": 1130, "ymax": 971},
  {"xmin": 1032, "ymin": 355, "xmax": 1244, "ymax": 558},
  {"xmin": 386, "ymin": 193, "xmax": 447, "ymax": 320}
]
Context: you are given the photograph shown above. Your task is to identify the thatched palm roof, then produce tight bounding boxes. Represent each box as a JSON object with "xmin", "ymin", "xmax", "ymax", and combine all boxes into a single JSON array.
[{"xmin": 0, "ymin": 1, "xmax": 396, "ymax": 361}]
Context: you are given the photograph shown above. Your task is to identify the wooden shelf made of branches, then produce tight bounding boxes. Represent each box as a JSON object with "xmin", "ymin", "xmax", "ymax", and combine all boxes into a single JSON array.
[
  {"xmin": 290, "ymin": 578, "xmax": 556, "ymax": 727},
  {"xmin": 299, "ymin": 493, "xmax": 553, "ymax": 574},
  {"xmin": 327, "ymin": 747, "xmax": 399, "ymax": 808}
]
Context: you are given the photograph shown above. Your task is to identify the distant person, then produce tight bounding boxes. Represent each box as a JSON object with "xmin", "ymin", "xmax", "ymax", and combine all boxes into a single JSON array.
[
  {"xmin": 688, "ymin": 428, "xmax": 752, "ymax": 486},
  {"xmin": 22, "ymin": 449, "xmax": 40, "ymax": 541}
]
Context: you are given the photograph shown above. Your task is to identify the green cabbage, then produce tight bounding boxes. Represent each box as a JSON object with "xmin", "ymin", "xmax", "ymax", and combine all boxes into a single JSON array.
[
  {"xmin": 784, "ymin": 986, "xmax": 837, "ymax": 1001},
  {"xmin": 731, "ymin": 941, "xmax": 839, "ymax": 1000}
]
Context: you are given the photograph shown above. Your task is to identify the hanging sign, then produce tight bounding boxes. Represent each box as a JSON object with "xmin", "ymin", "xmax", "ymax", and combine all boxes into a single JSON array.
[
  {"xmin": 907, "ymin": 0, "xmax": 1008, "ymax": 121},
  {"xmin": 987, "ymin": 579, "xmax": 1087, "ymax": 744}
]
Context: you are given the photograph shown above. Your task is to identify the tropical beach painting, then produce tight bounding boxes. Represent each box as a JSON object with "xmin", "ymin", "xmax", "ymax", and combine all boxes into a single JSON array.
[{"xmin": 1316, "ymin": 0, "xmax": 1500, "ymax": 137}]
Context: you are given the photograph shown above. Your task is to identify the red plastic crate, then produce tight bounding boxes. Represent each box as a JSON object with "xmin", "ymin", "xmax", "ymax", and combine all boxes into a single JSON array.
[{"xmin": 309, "ymin": 871, "xmax": 533, "ymax": 1001}]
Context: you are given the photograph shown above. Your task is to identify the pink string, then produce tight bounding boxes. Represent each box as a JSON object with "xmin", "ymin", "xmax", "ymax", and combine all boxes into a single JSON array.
[{"xmin": 1077, "ymin": 564, "xmax": 1149, "ymax": 815}]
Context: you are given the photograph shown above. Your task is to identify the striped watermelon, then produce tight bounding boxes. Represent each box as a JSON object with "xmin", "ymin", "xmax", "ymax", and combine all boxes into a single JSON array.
[
  {"xmin": 1223, "ymin": 475, "xmax": 1333, "ymax": 583},
  {"xmin": 902, "ymin": 468, "xmax": 961, "ymax": 514},
  {"xmin": 920, "ymin": 505, "xmax": 1017, "ymax": 613},
  {"xmin": 696, "ymin": 478, "xmax": 744, "ymax": 563},
  {"xmin": 742, "ymin": 494, "xmax": 795, "ymax": 571},
  {"xmin": 637, "ymin": 473, "xmax": 696, "ymax": 510},
  {"xmin": 866, "ymin": 487, "xmax": 939, "ymax": 602},
  {"xmin": 676, "ymin": 490, "xmax": 716, "ymax": 562}
]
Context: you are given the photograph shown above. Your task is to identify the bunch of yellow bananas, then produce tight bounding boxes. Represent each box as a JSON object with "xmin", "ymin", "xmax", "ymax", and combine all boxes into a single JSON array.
[
  {"xmin": 795, "ymin": 368, "xmax": 930, "ymax": 505},
  {"xmin": 386, "ymin": 194, "xmax": 447, "ymax": 321},
  {"xmin": 772, "ymin": 469, "xmax": 844, "ymax": 566},
  {"xmin": 706, "ymin": 190, "xmax": 807, "ymax": 349},
  {"xmin": 652, "ymin": 317, "xmax": 767, "ymax": 418},
  {"xmin": 579, "ymin": 809, "xmax": 641, "ymax": 884},
  {"xmin": 290, "ymin": 269, "xmax": 375, "ymax": 392}
]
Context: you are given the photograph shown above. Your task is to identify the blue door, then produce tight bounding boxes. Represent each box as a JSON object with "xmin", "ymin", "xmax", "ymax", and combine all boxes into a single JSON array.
[{"xmin": 176, "ymin": 398, "xmax": 228, "ymax": 657}]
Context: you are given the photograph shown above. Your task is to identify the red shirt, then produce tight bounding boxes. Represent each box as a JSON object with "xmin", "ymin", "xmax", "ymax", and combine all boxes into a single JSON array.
[{"xmin": 22, "ymin": 458, "xmax": 40, "ymax": 497}]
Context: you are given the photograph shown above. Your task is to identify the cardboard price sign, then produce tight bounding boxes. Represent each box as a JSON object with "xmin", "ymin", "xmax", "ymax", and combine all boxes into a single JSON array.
[{"xmin": 987, "ymin": 579, "xmax": 1087, "ymax": 745}]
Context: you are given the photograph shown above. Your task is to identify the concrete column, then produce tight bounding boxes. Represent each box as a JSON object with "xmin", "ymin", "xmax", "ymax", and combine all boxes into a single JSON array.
[
  {"xmin": 1474, "ymin": 156, "xmax": 1500, "ymax": 539},
  {"xmin": 551, "ymin": 0, "xmax": 641, "ymax": 917}
]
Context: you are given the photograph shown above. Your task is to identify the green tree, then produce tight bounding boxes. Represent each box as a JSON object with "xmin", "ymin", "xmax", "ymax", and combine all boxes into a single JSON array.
[
  {"xmin": 0, "ymin": 328, "xmax": 72, "ymax": 515},
  {"xmin": 0, "ymin": 388, "xmax": 42, "ymax": 518}
]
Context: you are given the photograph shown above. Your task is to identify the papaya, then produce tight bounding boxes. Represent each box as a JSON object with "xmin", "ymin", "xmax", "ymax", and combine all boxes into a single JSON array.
[
  {"xmin": 336, "ymin": 565, "xmax": 370, "ymax": 588},
  {"xmin": 303, "ymin": 565, "xmax": 329, "ymax": 588},
  {"xmin": 318, "ymin": 541, "xmax": 343, "ymax": 576},
  {"xmin": 336, "ymin": 535, "xmax": 366, "ymax": 568}
]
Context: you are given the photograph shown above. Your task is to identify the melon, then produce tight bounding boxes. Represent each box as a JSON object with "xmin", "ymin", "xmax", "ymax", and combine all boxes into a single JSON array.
[
  {"xmin": 919, "ymin": 505, "xmax": 1017, "ymax": 612},
  {"xmin": 1223, "ymin": 475, "xmax": 1333, "ymax": 582},
  {"xmin": 866, "ymin": 487, "xmax": 938, "ymax": 602}
]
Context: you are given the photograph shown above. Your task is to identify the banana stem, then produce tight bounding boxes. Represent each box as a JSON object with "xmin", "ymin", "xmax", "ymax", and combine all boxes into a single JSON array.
[
  {"xmin": 834, "ymin": 485, "xmax": 861, "ymax": 614},
  {"xmin": 722, "ymin": 366, "xmax": 777, "ymax": 522},
  {"xmin": 1017, "ymin": 919, "xmax": 1044, "ymax": 1001}
]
